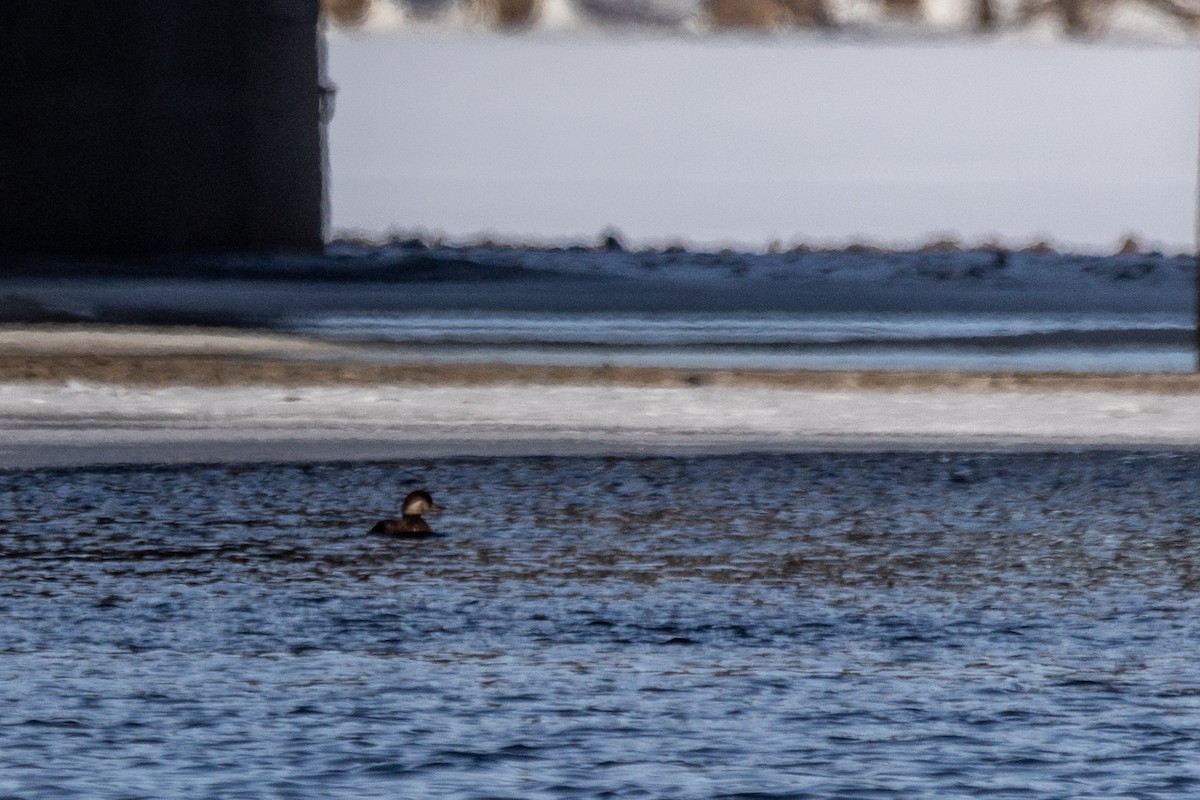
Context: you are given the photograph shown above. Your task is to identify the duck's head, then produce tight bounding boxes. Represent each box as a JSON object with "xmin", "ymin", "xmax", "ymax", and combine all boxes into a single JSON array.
[{"xmin": 402, "ymin": 489, "xmax": 440, "ymax": 516}]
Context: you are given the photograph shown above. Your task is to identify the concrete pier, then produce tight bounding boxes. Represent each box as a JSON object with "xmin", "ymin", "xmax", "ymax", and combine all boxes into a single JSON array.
[{"xmin": 2, "ymin": 1, "xmax": 324, "ymax": 257}]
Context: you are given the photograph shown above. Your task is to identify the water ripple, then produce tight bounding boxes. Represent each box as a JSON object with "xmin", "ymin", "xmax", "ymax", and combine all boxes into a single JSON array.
[{"xmin": 0, "ymin": 452, "xmax": 1198, "ymax": 798}]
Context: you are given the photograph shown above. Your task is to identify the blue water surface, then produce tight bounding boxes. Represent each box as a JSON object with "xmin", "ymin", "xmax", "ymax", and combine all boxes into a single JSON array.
[{"xmin": 1, "ymin": 451, "xmax": 1199, "ymax": 799}]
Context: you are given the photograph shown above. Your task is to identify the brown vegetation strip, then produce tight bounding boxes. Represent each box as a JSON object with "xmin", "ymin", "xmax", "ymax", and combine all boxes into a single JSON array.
[{"xmin": 1, "ymin": 353, "xmax": 1198, "ymax": 393}]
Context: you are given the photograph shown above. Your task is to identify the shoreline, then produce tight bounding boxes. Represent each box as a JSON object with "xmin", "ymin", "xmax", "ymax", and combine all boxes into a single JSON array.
[
  {"xmin": 3, "ymin": 352, "xmax": 1199, "ymax": 393},
  {"xmin": 1, "ymin": 325, "xmax": 1198, "ymax": 468},
  {"xmin": 6, "ymin": 436, "xmax": 1200, "ymax": 472},
  {"xmin": 3, "ymin": 380, "xmax": 1199, "ymax": 469},
  {"xmin": 1, "ymin": 325, "xmax": 1198, "ymax": 393}
]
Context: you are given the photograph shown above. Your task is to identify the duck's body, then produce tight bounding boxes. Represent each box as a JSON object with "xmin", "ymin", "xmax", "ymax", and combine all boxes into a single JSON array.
[
  {"xmin": 369, "ymin": 515, "xmax": 432, "ymax": 537},
  {"xmin": 370, "ymin": 490, "xmax": 440, "ymax": 537}
]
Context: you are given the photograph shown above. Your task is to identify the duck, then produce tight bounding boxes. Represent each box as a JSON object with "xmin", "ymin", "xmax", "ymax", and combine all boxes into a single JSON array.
[{"xmin": 369, "ymin": 490, "xmax": 441, "ymax": 537}]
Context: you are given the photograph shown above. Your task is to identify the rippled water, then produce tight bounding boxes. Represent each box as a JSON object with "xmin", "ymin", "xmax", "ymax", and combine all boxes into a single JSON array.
[
  {"xmin": 289, "ymin": 310, "xmax": 1194, "ymax": 372},
  {"xmin": 2, "ymin": 452, "xmax": 1199, "ymax": 798}
]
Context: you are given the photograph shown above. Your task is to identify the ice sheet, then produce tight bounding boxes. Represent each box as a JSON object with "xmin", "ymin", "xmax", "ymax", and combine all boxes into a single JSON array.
[{"xmin": 2, "ymin": 381, "xmax": 1196, "ymax": 467}]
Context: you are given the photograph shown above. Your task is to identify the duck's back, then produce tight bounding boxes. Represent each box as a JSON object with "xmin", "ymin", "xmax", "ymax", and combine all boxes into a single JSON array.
[{"xmin": 369, "ymin": 515, "xmax": 432, "ymax": 536}]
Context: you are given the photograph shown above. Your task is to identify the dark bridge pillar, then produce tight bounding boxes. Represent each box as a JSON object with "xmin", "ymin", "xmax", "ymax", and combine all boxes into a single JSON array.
[{"xmin": 1, "ymin": 1, "xmax": 324, "ymax": 256}]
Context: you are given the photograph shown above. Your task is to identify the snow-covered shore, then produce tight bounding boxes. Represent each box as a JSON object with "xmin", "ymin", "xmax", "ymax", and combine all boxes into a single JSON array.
[
  {"xmin": 3, "ymin": 380, "xmax": 1197, "ymax": 468},
  {"xmin": 1, "ymin": 326, "xmax": 1195, "ymax": 468}
]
